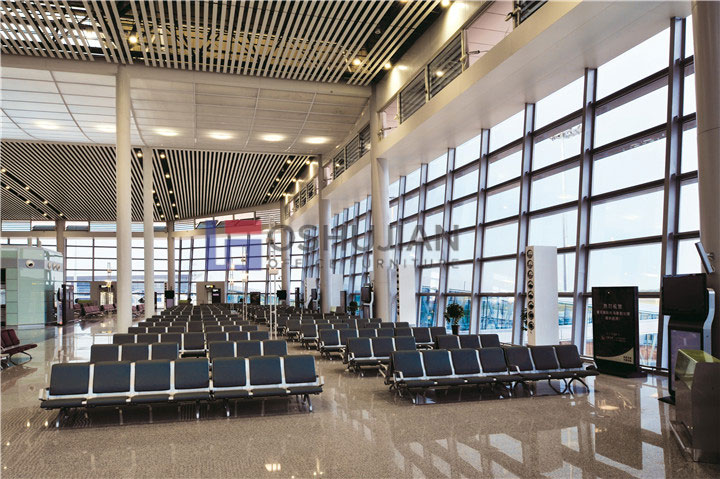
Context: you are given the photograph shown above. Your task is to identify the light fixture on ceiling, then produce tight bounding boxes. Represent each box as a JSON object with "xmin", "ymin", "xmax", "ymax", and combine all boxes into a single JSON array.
[
  {"xmin": 43, "ymin": 213, "xmax": 48, "ymax": 217},
  {"xmin": 435, "ymin": 70, "xmax": 445, "ymax": 77},
  {"xmin": 209, "ymin": 131, "xmax": 233, "ymax": 140},
  {"xmin": 384, "ymin": 62, "xmax": 392, "ymax": 70},
  {"xmin": 275, "ymin": 178, "xmax": 280, "ymax": 182},
  {"xmin": 441, "ymin": 0, "xmax": 451, "ymax": 7},
  {"xmin": 164, "ymin": 173, "xmax": 170, "ymax": 178},
  {"xmin": 25, "ymin": 200, "xmax": 30, "ymax": 204},
  {"xmin": 291, "ymin": 178, "xmax": 297, "ymax": 183},
  {"xmin": 24, "ymin": 185, "xmax": 30, "ymax": 190},
  {"xmin": 128, "ymin": 33, "xmax": 139, "ymax": 45},
  {"xmin": 96, "ymin": 124, "xmax": 115, "ymax": 133},
  {"xmin": 155, "ymin": 128, "xmax": 178, "ymax": 137},
  {"xmin": 156, "ymin": 202, "xmax": 160, "ymax": 206},
  {"xmin": 1, "ymin": 168, "xmax": 6, "ymax": 173},
  {"xmin": 59, "ymin": 213, "xmax": 64, "ymax": 217},
  {"xmin": 168, "ymin": 190, "xmax": 173, "ymax": 195},
  {"xmin": 160, "ymin": 214, "xmax": 165, "ymax": 218},
  {"xmin": 159, "ymin": 152, "xmax": 166, "ymax": 159},
  {"xmin": 137, "ymin": 151, "xmax": 143, "ymax": 158},
  {"xmin": 305, "ymin": 137, "xmax": 329, "ymax": 145},
  {"xmin": 4, "ymin": 185, "xmax": 10, "ymax": 190},
  {"xmin": 174, "ymin": 214, "xmax": 179, "ymax": 219},
  {"xmin": 261, "ymin": 133, "xmax": 285, "ymax": 142},
  {"xmin": 286, "ymin": 159, "xmax": 292, "ymax": 165},
  {"xmin": 172, "ymin": 203, "xmax": 176, "ymax": 207},
  {"xmin": 43, "ymin": 200, "xmax": 48, "ymax": 204},
  {"xmin": 305, "ymin": 159, "xmax": 311, "ymax": 165},
  {"xmin": 267, "ymin": 193, "xmax": 271, "ymax": 197},
  {"xmin": 152, "ymin": 189, "xmax": 156, "ymax": 194},
  {"xmin": 352, "ymin": 58, "xmax": 362, "ymax": 66},
  {"xmin": 34, "ymin": 120, "xmax": 59, "ymax": 130}
]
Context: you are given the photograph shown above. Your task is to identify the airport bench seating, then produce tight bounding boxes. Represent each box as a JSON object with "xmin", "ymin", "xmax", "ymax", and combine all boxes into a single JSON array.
[
  {"xmin": 90, "ymin": 343, "xmax": 179, "ymax": 362},
  {"xmin": 318, "ymin": 329, "xmax": 359, "ymax": 359},
  {"xmin": 345, "ymin": 336, "xmax": 417, "ymax": 373},
  {"xmin": 208, "ymin": 340, "xmax": 288, "ymax": 361},
  {"xmin": 40, "ymin": 354, "xmax": 323, "ymax": 425},
  {"xmin": 82, "ymin": 305, "xmax": 103, "ymax": 318},
  {"xmin": 1, "ymin": 329, "xmax": 37, "ymax": 364},
  {"xmin": 435, "ymin": 334, "xmax": 501, "ymax": 350},
  {"xmin": 387, "ymin": 345, "xmax": 597, "ymax": 402},
  {"xmin": 101, "ymin": 304, "xmax": 117, "ymax": 314},
  {"xmin": 110, "ymin": 331, "xmax": 270, "ymax": 355}
]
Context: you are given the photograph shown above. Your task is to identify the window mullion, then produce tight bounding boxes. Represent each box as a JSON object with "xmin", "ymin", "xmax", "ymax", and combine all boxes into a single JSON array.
[
  {"xmin": 471, "ymin": 130, "xmax": 491, "ymax": 334},
  {"xmin": 437, "ymin": 149, "xmax": 455, "ymax": 327}
]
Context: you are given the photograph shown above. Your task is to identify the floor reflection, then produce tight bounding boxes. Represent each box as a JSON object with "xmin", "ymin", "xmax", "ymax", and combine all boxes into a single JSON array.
[{"xmin": 2, "ymin": 319, "xmax": 720, "ymax": 478}]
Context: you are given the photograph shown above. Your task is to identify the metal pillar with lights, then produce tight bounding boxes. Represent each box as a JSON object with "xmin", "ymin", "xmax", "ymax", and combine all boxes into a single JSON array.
[
  {"xmin": 115, "ymin": 66, "xmax": 133, "ymax": 333},
  {"xmin": 142, "ymin": 147, "xmax": 155, "ymax": 319}
]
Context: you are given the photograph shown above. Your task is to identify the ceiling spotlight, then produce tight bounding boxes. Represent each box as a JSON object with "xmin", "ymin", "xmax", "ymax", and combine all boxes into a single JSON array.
[
  {"xmin": 441, "ymin": 0, "xmax": 451, "ymax": 6},
  {"xmin": 160, "ymin": 214, "xmax": 165, "ymax": 218},
  {"xmin": 172, "ymin": 203, "xmax": 176, "ymax": 207},
  {"xmin": 305, "ymin": 160, "xmax": 311, "ymax": 165},
  {"xmin": 209, "ymin": 131, "xmax": 233, "ymax": 140},
  {"xmin": 25, "ymin": 200, "xmax": 30, "ymax": 204},
  {"xmin": 275, "ymin": 178, "xmax": 280, "ymax": 182},
  {"xmin": 137, "ymin": 151, "xmax": 143, "ymax": 158},
  {"xmin": 305, "ymin": 137, "xmax": 329, "ymax": 145},
  {"xmin": 4, "ymin": 185, "xmax": 10, "ymax": 190},
  {"xmin": 155, "ymin": 128, "xmax": 178, "ymax": 137},
  {"xmin": 384, "ymin": 62, "xmax": 392, "ymax": 70},
  {"xmin": 156, "ymin": 202, "xmax": 161, "ymax": 206},
  {"xmin": 174, "ymin": 214, "xmax": 179, "ymax": 218},
  {"xmin": 159, "ymin": 153, "xmax": 166, "ymax": 159},
  {"xmin": 1, "ymin": 168, "xmax": 6, "ymax": 173},
  {"xmin": 352, "ymin": 58, "xmax": 362, "ymax": 66},
  {"xmin": 24, "ymin": 186, "xmax": 30, "ymax": 190},
  {"xmin": 435, "ymin": 70, "xmax": 445, "ymax": 77},
  {"xmin": 168, "ymin": 190, "xmax": 173, "ymax": 195},
  {"xmin": 34, "ymin": 120, "xmax": 59, "ymax": 130},
  {"xmin": 152, "ymin": 189, "xmax": 156, "ymax": 194},
  {"xmin": 43, "ymin": 213, "xmax": 48, "ymax": 217},
  {"xmin": 291, "ymin": 178, "xmax": 297, "ymax": 183},
  {"xmin": 43, "ymin": 200, "xmax": 48, "ymax": 204},
  {"xmin": 164, "ymin": 173, "xmax": 170, "ymax": 178},
  {"xmin": 261, "ymin": 133, "xmax": 285, "ymax": 142},
  {"xmin": 286, "ymin": 159, "xmax": 292, "ymax": 165},
  {"xmin": 267, "ymin": 193, "xmax": 271, "ymax": 197},
  {"xmin": 59, "ymin": 213, "xmax": 64, "ymax": 217},
  {"xmin": 128, "ymin": 34, "xmax": 139, "ymax": 44}
]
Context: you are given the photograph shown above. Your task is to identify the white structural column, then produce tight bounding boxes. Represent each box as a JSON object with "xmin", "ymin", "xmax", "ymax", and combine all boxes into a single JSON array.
[
  {"xmin": 280, "ymin": 207, "xmax": 292, "ymax": 306},
  {"xmin": 55, "ymin": 219, "xmax": 66, "ymax": 284},
  {"xmin": 371, "ymin": 156, "xmax": 393, "ymax": 322},
  {"xmin": 167, "ymin": 221, "xmax": 175, "ymax": 300},
  {"xmin": 115, "ymin": 66, "xmax": 133, "ymax": 332},
  {"xmin": 142, "ymin": 147, "xmax": 155, "ymax": 318},
  {"xmin": 692, "ymin": 3, "xmax": 720, "ymax": 353},
  {"xmin": 318, "ymin": 156, "xmax": 332, "ymax": 313}
]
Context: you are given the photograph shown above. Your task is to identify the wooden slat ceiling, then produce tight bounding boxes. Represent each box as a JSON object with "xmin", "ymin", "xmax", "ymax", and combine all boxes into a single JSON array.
[
  {"xmin": 0, "ymin": 140, "xmax": 309, "ymax": 221},
  {"xmin": 0, "ymin": 0, "xmax": 442, "ymax": 86}
]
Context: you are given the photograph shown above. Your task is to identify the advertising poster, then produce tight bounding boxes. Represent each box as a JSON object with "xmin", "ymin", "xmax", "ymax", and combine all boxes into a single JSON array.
[{"xmin": 592, "ymin": 286, "xmax": 640, "ymax": 376}]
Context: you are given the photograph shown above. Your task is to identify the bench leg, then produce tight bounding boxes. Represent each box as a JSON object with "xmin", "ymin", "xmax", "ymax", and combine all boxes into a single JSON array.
[
  {"xmin": 148, "ymin": 405, "xmax": 153, "ymax": 423},
  {"xmin": 547, "ymin": 379, "xmax": 566, "ymax": 394},
  {"xmin": 55, "ymin": 408, "xmax": 66, "ymax": 428},
  {"xmin": 118, "ymin": 407, "xmax": 124, "ymax": 425},
  {"xmin": 224, "ymin": 399, "xmax": 230, "ymax": 417},
  {"xmin": 195, "ymin": 402, "xmax": 200, "ymax": 420}
]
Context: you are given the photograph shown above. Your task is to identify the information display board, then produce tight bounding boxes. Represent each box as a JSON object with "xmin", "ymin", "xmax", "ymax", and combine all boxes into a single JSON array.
[{"xmin": 592, "ymin": 286, "xmax": 640, "ymax": 376}]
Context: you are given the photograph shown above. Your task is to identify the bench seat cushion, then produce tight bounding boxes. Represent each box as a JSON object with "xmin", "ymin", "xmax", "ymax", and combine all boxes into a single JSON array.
[
  {"xmin": 41, "ymin": 397, "xmax": 86, "ymax": 409},
  {"xmin": 130, "ymin": 393, "xmax": 171, "ymax": 404},
  {"xmin": 213, "ymin": 389, "xmax": 251, "ymax": 399},
  {"xmin": 250, "ymin": 387, "xmax": 289, "ymax": 397},
  {"xmin": 86, "ymin": 396, "xmax": 129, "ymax": 406},
  {"xmin": 286, "ymin": 385, "xmax": 322, "ymax": 395},
  {"xmin": 173, "ymin": 391, "xmax": 211, "ymax": 402}
]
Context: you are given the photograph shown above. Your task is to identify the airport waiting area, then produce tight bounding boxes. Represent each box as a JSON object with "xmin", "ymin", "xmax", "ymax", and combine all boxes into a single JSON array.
[{"xmin": 2, "ymin": 1, "xmax": 720, "ymax": 478}]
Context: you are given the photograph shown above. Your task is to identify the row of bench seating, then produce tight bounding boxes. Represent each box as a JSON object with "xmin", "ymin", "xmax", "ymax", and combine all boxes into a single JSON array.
[
  {"xmin": 208, "ymin": 340, "xmax": 288, "ymax": 361},
  {"xmin": 40, "ymin": 355, "xmax": 323, "ymax": 426},
  {"xmin": 435, "ymin": 334, "xmax": 501, "ymax": 350},
  {"xmin": 345, "ymin": 337, "xmax": 418, "ymax": 373},
  {"xmin": 386, "ymin": 345, "xmax": 598, "ymax": 403},
  {"xmin": 82, "ymin": 305, "xmax": 104, "ymax": 318},
  {"xmin": 102, "ymin": 304, "xmax": 117, "ymax": 314},
  {"xmin": 287, "ymin": 321, "xmax": 412, "ymax": 342},
  {"xmin": 91, "ymin": 343, "xmax": 179, "ymax": 362},
  {"xmin": 128, "ymin": 325, "xmax": 258, "ymax": 334},
  {"xmin": 110, "ymin": 331, "xmax": 270, "ymax": 355}
]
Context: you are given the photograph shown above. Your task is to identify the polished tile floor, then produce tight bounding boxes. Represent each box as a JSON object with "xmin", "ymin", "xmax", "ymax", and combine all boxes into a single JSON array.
[{"xmin": 2, "ymin": 318, "xmax": 719, "ymax": 478}]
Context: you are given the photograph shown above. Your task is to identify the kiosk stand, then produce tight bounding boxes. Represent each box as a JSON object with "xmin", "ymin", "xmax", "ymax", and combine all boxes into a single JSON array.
[
  {"xmin": 361, "ymin": 284, "xmax": 373, "ymax": 319},
  {"xmin": 661, "ymin": 273, "xmax": 715, "ymax": 402}
]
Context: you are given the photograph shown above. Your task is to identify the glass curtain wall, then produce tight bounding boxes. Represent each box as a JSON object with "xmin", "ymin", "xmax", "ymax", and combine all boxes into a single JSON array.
[{"xmin": 320, "ymin": 17, "xmax": 698, "ymax": 370}]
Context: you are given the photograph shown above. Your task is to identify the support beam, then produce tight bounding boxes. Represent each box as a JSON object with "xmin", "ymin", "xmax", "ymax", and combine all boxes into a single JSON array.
[
  {"xmin": 115, "ymin": 66, "xmax": 132, "ymax": 332},
  {"xmin": 318, "ymin": 156, "xmax": 332, "ymax": 313},
  {"xmin": 371, "ymin": 156, "xmax": 393, "ymax": 323},
  {"xmin": 280, "ymin": 206, "xmax": 292, "ymax": 306},
  {"xmin": 692, "ymin": 2, "xmax": 720, "ymax": 353},
  {"xmin": 167, "ymin": 221, "xmax": 175, "ymax": 307},
  {"xmin": 142, "ymin": 147, "xmax": 155, "ymax": 319}
]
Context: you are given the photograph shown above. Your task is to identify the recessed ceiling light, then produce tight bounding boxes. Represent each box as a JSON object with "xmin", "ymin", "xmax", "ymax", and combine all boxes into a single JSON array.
[
  {"xmin": 4, "ymin": 185, "xmax": 10, "ymax": 190},
  {"xmin": 352, "ymin": 58, "xmax": 362, "ymax": 66},
  {"xmin": 174, "ymin": 214, "xmax": 179, "ymax": 218},
  {"xmin": 43, "ymin": 200, "xmax": 48, "ymax": 204},
  {"xmin": 384, "ymin": 62, "xmax": 392, "ymax": 70},
  {"xmin": 43, "ymin": 213, "xmax": 48, "ymax": 217},
  {"xmin": 164, "ymin": 173, "xmax": 170, "ymax": 178},
  {"xmin": 441, "ymin": 0, "xmax": 451, "ymax": 7},
  {"xmin": 156, "ymin": 202, "xmax": 160, "ymax": 206},
  {"xmin": 1, "ymin": 168, "xmax": 6, "ymax": 173},
  {"xmin": 168, "ymin": 190, "xmax": 173, "ymax": 195},
  {"xmin": 159, "ymin": 153, "xmax": 166, "ymax": 159},
  {"xmin": 35, "ymin": 120, "xmax": 59, "ymax": 130},
  {"xmin": 275, "ymin": 178, "xmax": 280, "ymax": 182},
  {"xmin": 435, "ymin": 70, "xmax": 445, "ymax": 77},
  {"xmin": 25, "ymin": 200, "xmax": 30, "ymax": 204},
  {"xmin": 261, "ymin": 133, "xmax": 285, "ymax": 142},
  {"xmin": 59, "ymin": 213, "xmax": 64, "ymax": 216},
  {"xmin": 305, "ymin": 137, "xmax": 329, "ymax": 145},
  {"xmin": 128, "ymin": 34, "xmax": 138, "ymax": 44},
  {"xmin": 305, "ymin": 160, "xmax": 311, "ymax": 165},
  {"xmin": 96, "ymin": 124, "xmax": 115, "ymax": 133},
  {"xmin": 24, "ymin": 186, "xmax": 30, "ymax": 190},
  {"xmin": 137, "ymin": 151, "xmax": 143, "ymax": 158},
  {"xmin": 155, "ymin": 128, "xmax": 178, "ymax": 137},
  {"xmin": 286, "ymin": 159, "xmax": 292, "ymax": 165},
  {"xmin": 160, "ymin": 214, "xmax": 165, "ymax": 218},
  {"xmin": 152, "ymin": 189, "xmax": 156, "ymax": 194},
  {"xmin": 172, "ymin": 203, "xmax": 176, "ymax": 207},
  {"xmin": 209, "ymin": 131, "xmax": 233, "ymax": 140},
  {"xmin": 267, "ymin": 193, "xmax": 271, "ymax": 196},
  {"xmin": 291, "ymin": 178, "xmax": 297, "ymax": 183}
]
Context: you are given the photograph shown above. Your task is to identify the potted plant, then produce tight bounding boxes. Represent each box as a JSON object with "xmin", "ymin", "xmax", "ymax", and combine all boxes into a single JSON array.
[
  {"xmin": 445, "ymin": 302, "xmax": 465, "ymax": 335},
  {"xmin": 347, "ymin": 301, "xmax": 358, "ymax": 316}
]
